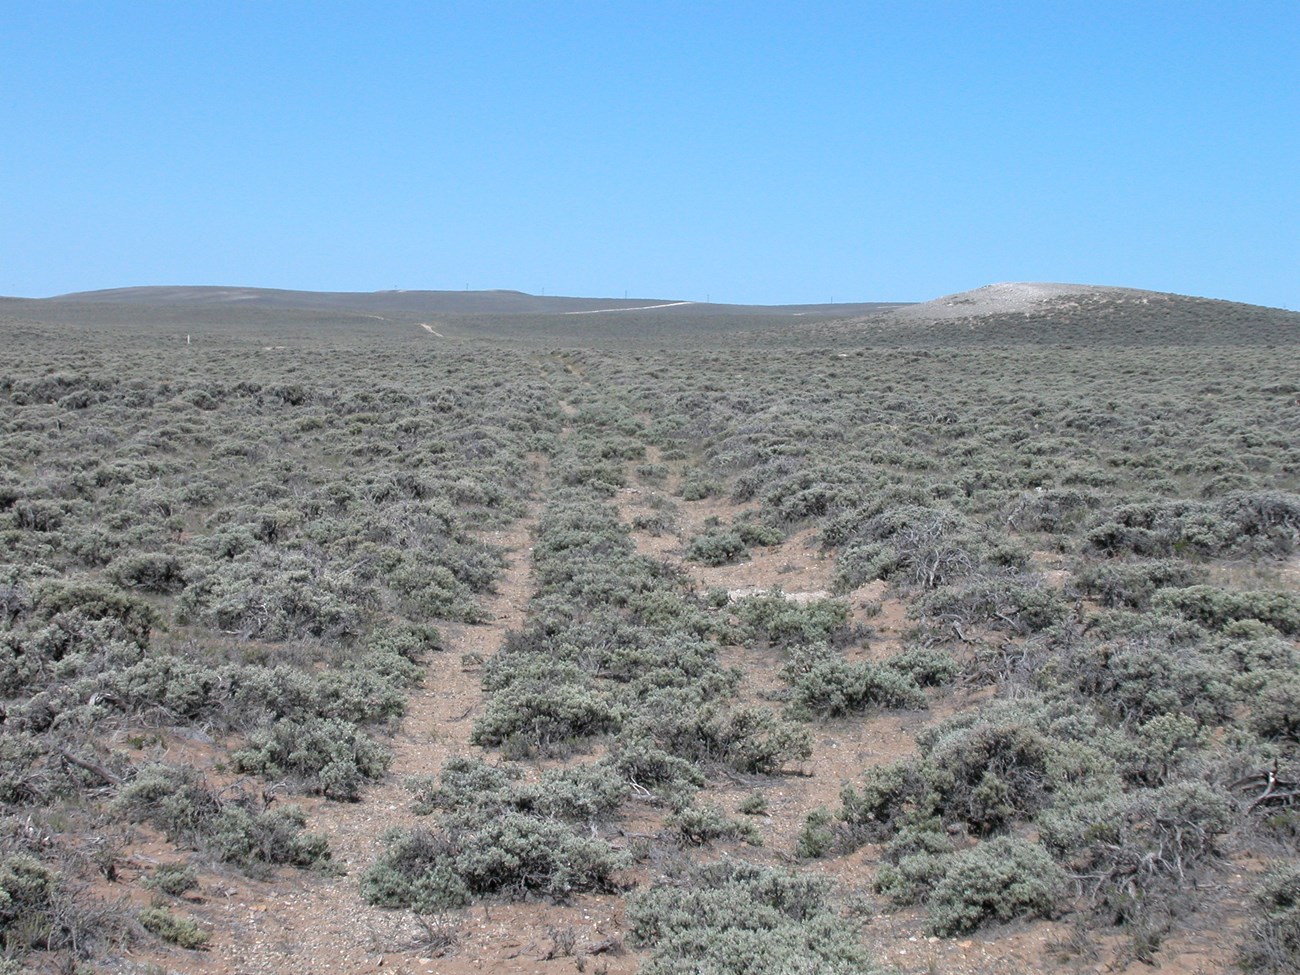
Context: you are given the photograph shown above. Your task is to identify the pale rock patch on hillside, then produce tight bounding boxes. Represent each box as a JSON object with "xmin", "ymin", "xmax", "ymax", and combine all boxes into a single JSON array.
[
  {"xmin": 889, "ymin": 282, "xmax": 1143, "ymax": 321},
  {"xmin": 717, "ymin": 586, "xmax": 832, "ymax": 605}
]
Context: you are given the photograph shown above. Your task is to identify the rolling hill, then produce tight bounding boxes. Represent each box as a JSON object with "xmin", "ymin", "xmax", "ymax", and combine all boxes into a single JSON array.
[{"xmin": 3, "ymin": 281, "xmax": 1296, "ymax": 349}]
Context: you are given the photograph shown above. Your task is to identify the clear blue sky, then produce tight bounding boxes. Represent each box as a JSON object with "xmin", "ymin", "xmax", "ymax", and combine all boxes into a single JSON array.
[{"xmin": 2, "ymin": 2, "xmax": 1297, "ymax": 307}]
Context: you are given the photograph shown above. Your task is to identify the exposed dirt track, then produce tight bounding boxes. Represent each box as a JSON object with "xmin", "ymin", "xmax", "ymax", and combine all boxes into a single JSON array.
[
  {"xmin": 119, "ymin": 445, "xmax": 643, "ymax": 975},
  {"xmin": 121, "ymin": 517, "xmax": 530, "ymax": 973},
  {"xmin": 562, "ymin": 301, "xmax": 696, "ymax": 315}
]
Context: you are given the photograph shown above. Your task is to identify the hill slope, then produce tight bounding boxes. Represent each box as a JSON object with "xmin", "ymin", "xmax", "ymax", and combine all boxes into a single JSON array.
[
  {"xmin": 788, "ymin": 281, "xmax": 1300, "ymax": 348},
  {"xmin": 2, "ymin": 281, "xmax": 1296, "ymax": 349}
]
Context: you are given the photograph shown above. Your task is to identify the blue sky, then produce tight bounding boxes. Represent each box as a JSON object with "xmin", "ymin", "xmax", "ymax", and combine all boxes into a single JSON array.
[{"xmin": 2, "ymin": 2, "xmax": 1297, "ymax": 307}]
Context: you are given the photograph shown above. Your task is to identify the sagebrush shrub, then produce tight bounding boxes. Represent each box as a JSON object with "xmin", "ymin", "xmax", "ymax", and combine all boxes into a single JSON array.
[
  {"xmin": 138, "ymin": 905, "xmax": 210, "ymax": 949},
  {"xmin": 0, "ymin": 855, "xmax": 61, "ymax": 951},
  {"xmin": 1039, "ymin": 781, "xmax": 1232, "ymax": 923},
  {"xmin": 787, "ymin": 658, "xmax": 926, "ymax": 718},
  {"xmin": 1240, "ymin": 864, "xmax": 1300, "ymax": 974},
  {"xmin": 232, "ymin": 717, "xmax": 390, "ymax": 800},
  {"xmin": 1153, "ymin": 585, "xmax": 1300, "ymax": 635},
  {"xmin": 142, "ymin": 863, "xmax": 199, "ymax": 896},
  {"xmin": 919, "ymin": 711, "xmax": 1057, "ymax": 833},
  {"xmin": 666, "ymin": 803, "xmax": 760, "ymax": 847},
  {"xmin": 1075, "ymin": 558, "xmax": 1206, "ymax": 609},
  {"xmin": 111, "ymin": 763, "xmax": 331, "ymax": 873},
  {"xmin": 686, "ymin": 528, "xmax": 748, "ymax": 566},
  {"xmin": 915, "ymin": 575, "xmax": 1067, "ymax": 634},
  {"xmin": 872, "ymin": 818, "xmax": 954, "ymax": 905},
  {"xmin": 627, "ymin": 861, "xmax": 876, "ymax": 974},
  {"xmin": 925, "ymin": 837, "xmax": 1063, "ymax": 935},
  {"xmin": 363, "ymin": 814, "xmax": 626, "ymax": 906}
]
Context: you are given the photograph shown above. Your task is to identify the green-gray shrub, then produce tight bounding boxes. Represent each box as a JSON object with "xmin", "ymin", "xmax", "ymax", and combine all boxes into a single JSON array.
[
  {"xmin": 1039, "ymin": 781, "xmax": 1233, "ymax": 923},
  {"xmin": 363, "ymin": 814, "xmax": 626, "ymax": 906},
  {"xmin": 915, "ymin": 575, "xmax": 1067, "ymax": 634},
  {"xmin": 918, "ymin": 710, "xmax": 1057, "ymax": 833},
  {"xmin": 142, "ymin": 863, "xmax": 199, "ymax": 896},
  {"xmin": 883, "ymin": 644, "xmax": 960, "ymax": 686},
  {"xmin": 787, "ymin": 658, "xmax": 926, "ymax": 718},
  {"xmin": 925, "ymin": 837, "xmax": 1063, "ymax": 935},
  {"xmin": 1152, "ymin": 585, "xmax": 1300, "ymax": 635},
  {"xmin": 1252, "ymin": 677, "xmax": 1300, "ymax": 742},
  {"xmin": 1240, "ymin": 864, "xmax": 1300, "ymax": 974},
  {"xmin": 111, "ymin": 763, "xmax": 331, "ymax": 873},
  {"xmin": 734, "ymin": 594, "xmax": 852, "ymax": 648},
  {"xmin": 1075, "ymin": 558, "xmax": 1206, "ymax": 609},
  {"xmin": 0, "ymin": 855, "xmax": 61, "ymax": 952},
  {"xmin": 627, "ymin": 861, "xmax": 876, "ymax": 975},
  {"xmin": 686, "ymin": 528, "xmax": 748, "ymax": 566},
  {"xmin": 873, "ymin": 818, "xmax": 954, "ymax": 905},
  {"xmin": 138, "ymin": 905, "xmax": 210, "ymax": 949},
  {"xmin": 232, "ymin": 717, "xmax": 390, "ymax": 800},
  {"xmin": 666, "ymin": 803, "xmax": 760, "ymax": 847}
]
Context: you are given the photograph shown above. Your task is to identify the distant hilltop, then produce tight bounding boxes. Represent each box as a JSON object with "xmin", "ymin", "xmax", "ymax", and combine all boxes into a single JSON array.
[
  {"xmin": 24, "ymin": 285, "xmax": 904, "ymax": 319},
  {"xmin": 8, "ymin": 281, "xmax": 1291, "ymax": 321},
  {"xmin": 1, "ymin": 282, "xmax": 1294, "ymax": 349}
]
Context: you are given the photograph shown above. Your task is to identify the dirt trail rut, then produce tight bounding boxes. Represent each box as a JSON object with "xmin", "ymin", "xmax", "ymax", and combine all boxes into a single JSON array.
[
  {"xmin": 182, "ymin": 516, "xmax": 539, "ymax": 974},
  {"xmin": 138, "ymin": 406, "xmax": 645, "ymax": 975},
  {"xmin": 125, "ymin": 455, "xmax": 634, "ymax": 973}
]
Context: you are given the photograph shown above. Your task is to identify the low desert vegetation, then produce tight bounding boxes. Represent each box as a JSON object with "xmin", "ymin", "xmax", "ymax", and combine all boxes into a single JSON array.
[{"xmin": 1, "ymin": 289, "xmax": 1298, "ymax": 972}]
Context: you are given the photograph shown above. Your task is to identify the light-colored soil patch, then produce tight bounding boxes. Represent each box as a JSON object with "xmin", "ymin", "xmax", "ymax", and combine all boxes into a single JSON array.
[{"xmin": 689, "ymin": 526, "xmax": 832, "ymax": 596}]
